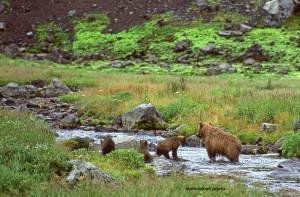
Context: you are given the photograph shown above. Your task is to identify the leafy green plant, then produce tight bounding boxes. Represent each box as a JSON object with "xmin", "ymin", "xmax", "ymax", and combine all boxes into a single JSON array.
[
  {"xmin": 35, "ymin": 22, "xmax": 70, "ymax": 50},
  {"xmin": 282, "ymin": 133, "xmax": 300, "ymax": 158},
  {"xmin": 106, "ymin": 149, "xmax": 145, "ymax": 169}
]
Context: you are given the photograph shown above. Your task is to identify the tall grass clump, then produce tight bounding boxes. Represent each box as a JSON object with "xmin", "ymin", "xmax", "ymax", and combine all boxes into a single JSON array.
[
  {"xmin": 0, "ymin": 109, "xmax": 70, "ymax": 195},
  {"xmin": 282, "ymin": 132, "xmax": 300, "ymax": 158}
]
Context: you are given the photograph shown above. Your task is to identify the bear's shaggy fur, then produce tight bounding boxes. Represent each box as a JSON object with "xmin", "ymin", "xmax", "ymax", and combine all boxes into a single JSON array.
[
  {"xmin": 101, "ymin": 138, "xmax": 115, "ymax": 156},
  {"xmin": 138, "ymin": 140, "xmax": 153, "ymax": 163},
  {"xmin": 156, "ymin": 136, "xmax": 187, "ymax": 161},
  {"xmin": 196, "ymin": 122, "xmax": 242, "ymax": 162}
]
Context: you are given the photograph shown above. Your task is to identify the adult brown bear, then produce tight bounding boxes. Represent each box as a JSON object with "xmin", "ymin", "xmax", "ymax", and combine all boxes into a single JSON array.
[
  {"xmin": 196, "ymin": 122, "xmax": 242, "ymax": 162},
  {"xmin": 156, "ymin": 136, "xmax": 186, "ymax": 161},
  {"xmin": 138, "ymin": 140, "xmax": 153, "ymax": 163},
  {"xmin": 101, "ymin": 138, "xmax": 115, "ymax": 156}
]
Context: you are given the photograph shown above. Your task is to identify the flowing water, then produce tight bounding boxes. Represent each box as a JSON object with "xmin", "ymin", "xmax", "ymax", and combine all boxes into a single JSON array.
[{"xmin": 56, "ymin": 129, "xmax": 300, "ymax": 194}]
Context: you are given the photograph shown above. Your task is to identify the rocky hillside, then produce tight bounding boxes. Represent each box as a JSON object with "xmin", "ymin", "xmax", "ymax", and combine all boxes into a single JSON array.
[{"xmin": 0, "ymin": 0, "xmax": 299, "ymax": 76}]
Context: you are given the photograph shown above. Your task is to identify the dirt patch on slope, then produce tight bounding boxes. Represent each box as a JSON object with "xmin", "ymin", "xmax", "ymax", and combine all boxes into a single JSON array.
[{"xmin": 0, "ymin": 0, "xmax": 195, "ymax": 44}]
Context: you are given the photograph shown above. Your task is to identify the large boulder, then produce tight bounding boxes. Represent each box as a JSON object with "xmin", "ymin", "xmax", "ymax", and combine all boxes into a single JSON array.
[
  {"xmin": 260, "ymin": 123, "xmax": 277, "ymax": 133},
  {"xmin": 66, "ymin": 160, "xmax": 114, "ymax": 185},
  {"xmin": 0, "ymin": 82, "xmax": 29, "ymax": 98},
  {"xmin": 186, "ymin": 135, "xmax": 200, "ymax": 147},
  {"xmin": 122, "ymin": 103, "xmax": 166, "ymax": 130},
  {"xmin": 263, "ymin": 0, "xmax": 295, "ymax": 27},
  {"xmin": 40, "ymin": 78, "xmax": 71, "ymax": 97},
  {"xmin": 112, "ymin": 136, "xmax": 140, "ymax": 150},
  {"xmin": 59, "ymin": 114, "xmax": 78, "ymax": 129},
  {"xmin": 271, "ymin": 136, "xmax": 286, "ymax": 153}
]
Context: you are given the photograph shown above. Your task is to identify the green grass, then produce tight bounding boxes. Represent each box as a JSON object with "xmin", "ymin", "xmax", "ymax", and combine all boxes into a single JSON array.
[
  {"xmin": 0, "ymin": 109, "xmax": 70, "ymax": 196},
  {"xmin": 1, "ymin": 55, "xmax": 300, "ymax": 144},
  {"xmin": 29, "ymin": 175, "xmax": 271, "ymax": 197},
  {"xmin": 68, "ymin": 12, "xmax": 300, "ymax": 66}
]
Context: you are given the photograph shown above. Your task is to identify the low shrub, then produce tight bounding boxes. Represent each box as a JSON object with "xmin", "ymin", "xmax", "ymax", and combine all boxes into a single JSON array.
[{"xmin": 282, "ymin": 133, "xmax": 300, "ymax": 158}]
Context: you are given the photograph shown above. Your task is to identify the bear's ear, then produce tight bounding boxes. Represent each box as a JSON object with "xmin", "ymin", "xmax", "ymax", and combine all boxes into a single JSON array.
[
  {"xmin": 208, "ymin": 121, "xmax": 212, "ymax": 125},
  {"xmin": 199, "ymin": 122, "xmax": 204, "ymax": 127},
  {"xmin": 144, "ymin": 140, "xmax": 148, "ymax": 145},
  {"xmin": 100, "ymin": 140, "xmax": 103, "ymax": 144}
]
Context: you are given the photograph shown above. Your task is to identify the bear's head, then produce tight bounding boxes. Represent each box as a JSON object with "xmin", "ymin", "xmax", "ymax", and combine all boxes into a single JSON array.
[
  {"xmin": 178, "ymin": 136, "xmax": 187, "ymax": 147},
  {"xmin": 196, "ymin": 122, "xmax": 212, "ymax": 139},
  {"xmin": 139, "ymin": 140, "xmax": 149, "ymax": 150}
]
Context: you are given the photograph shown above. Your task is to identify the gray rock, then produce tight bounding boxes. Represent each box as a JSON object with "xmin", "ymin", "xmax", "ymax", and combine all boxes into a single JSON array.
[
  {"xmin": 109, "ymin": 60, "xmax": 126, "ymax": 68},
  {"xmin": 26, "ymin": 99, "xmax": 40, "ymax": 108},
  {"xmin": 0, "ymin": 22, "xmax": 5, "ymax": 31},
  {"xmin": 18, "ymin": 104, "xmax": 31, "ymax": 113},
  {"xmin": 3, "ymin": 43, "xmax": 22, "ymax": 58},
  {"xmin": 40, "ymin": 78, "xmax": 71, "ymax": 97},
  {"xmin": 206, "ymin": 68, "xmax": 223, "ymax": 76},
  {"xmin": 260, "ymin": 123, "xmax": 277, "ymax": 133},
  {"xmin": 293, "ymin": 118, "xmax": 300, "ymax": 133},
  {"xmin": 186, "ymin": 135, "xmax": 200, "ymax": 147},
  {"xmin": 240, "ymin": 24, "xmax": 252, "ymax": 32},
  {"xmin": 271, "ymin": 137, "xmax": 285, "ymax": 153},
  {"xmin": 112, "ymin": 136, "xmax": 140, "ymax": 150},
  {"xmin": 152, "ymin": 156, "xmax": 186, "ymax": 176},
  {"xmin": 1, "ymin": 82, "xmax": 29, "ymax": 98},
  {"xmin": 122, "ymin": 103, "xmax": 166, "ymax": 130},
  {"xmin": 59, "ymin": 114, "xmax": 78, "ymax": 129},
  {"xmin": 263, "ymin": 0, "xmax": 295, "ymax": 27},
  {"xmin": 24, "ymin": 85, "xmax": 39, "ymax": 96},
  {"xmin": 174, "ymin": 41, "xmax": 190, "ymax": 52},
  {"xmin": 26, "ymin": 31, "xmax": 34, "ymax": 38},
  {"xmin": 201, "ymin": 43, "xmax": 216, "ymax": 54},
  {"xmin": 218, "ymin": 63, "xmax": 232, "ymax": 72},
  {"xmin": 196, "ymin": 0, "xmax": 208, "ymax": 7},
  {"xmin": 278, "ymin": 157, "xmax": 300, "ymax": 170},
  {"xmin": 244, "ymin": 58, "xmax": 257, "ymax": 66},
  {"xmin": 66, "ymin": 160, "xmax": 114, "ymax": 185},
  {"xmin": 145, "ymin": 55, "xmax": 159, "ymax": 64},
  {"xmin": 256, "ymin": 146, "xmax": 269, "ymax": 154},
  {"xmin": 0, "ymin": 3, "xmax": 5, "ymax": 13},
  {"xmin": 218, "ymin": 30, "xmax": 243, "ymax": 37},
  {"xmin": 241, "ymin": 145, "xmax": 256, "ymax": 155},
  {"xmin": 68, "ymin": 10, "xmax": 77, "ymax": 18},
  {"xmin": 269, "ymin": 168, "xmax": 300, "ymax": 180},
  {"xmin": 269, "ymin": 158, "xmax": 300, "ymax": 180},
  {"xmin": 227, "ymin": 67, "xmax": 237, "ymax": 73}
]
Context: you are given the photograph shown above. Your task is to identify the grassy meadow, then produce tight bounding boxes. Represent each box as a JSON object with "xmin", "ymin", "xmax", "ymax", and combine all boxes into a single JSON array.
[
  {"xmin": 1, "ymin": 55, "xmax": 299, "ymax": 145},
  {"xmin": 0, "ymin": 109, "xmax": 274, "ymax": 197}
]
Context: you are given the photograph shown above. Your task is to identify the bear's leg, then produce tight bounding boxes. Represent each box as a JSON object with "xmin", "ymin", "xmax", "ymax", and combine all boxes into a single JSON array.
[
  {"xmin": 172, "ymin": 148, "xmax": 180, "ymax": 161},
  {"xmin": 156, "ymin": 149, "xmax": 162, "ymax": 156},
  {"xmin": 162, "ymin": 151, "xmax": 171, "ymax": 159},
  {"xmin": 207, "ymin": 150, "xmax": 216, "ymax": 161},
  {"xmin": 228, "ymin": 155, "xmax": 239, "ymax": 163}
]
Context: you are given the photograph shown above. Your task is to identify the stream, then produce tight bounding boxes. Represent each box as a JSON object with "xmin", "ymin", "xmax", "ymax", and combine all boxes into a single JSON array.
[{"xmin": 56, "ymin": 129, "xmax": 300, "ymax": 194}]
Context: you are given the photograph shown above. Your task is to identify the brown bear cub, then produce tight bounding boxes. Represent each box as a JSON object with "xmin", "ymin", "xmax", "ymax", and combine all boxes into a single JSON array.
[
  {"xmin": 139, "ymin": 140, "xmax": 153, "ymax": 163},
  {"xmin": 196, "ymin": 122, "xmax": 242, "ymax": 162},
  {"xmin": 101, "ymin": 138, "xmax": 115, "ymax": 156},
  {"xmin": 156, "ymin": 136, "xmax": 187, "ymax": 161}
]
